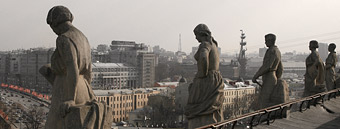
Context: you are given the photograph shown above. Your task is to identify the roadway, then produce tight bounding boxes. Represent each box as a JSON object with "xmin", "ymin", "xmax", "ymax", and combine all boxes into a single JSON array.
[{"xmin": 0, "ymin": 88, "xmax": 49, "ymax": 129}]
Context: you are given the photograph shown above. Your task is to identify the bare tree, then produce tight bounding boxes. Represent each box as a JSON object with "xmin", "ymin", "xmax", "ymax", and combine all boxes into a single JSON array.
[
  {"xmin": 224, "ymin": 93, "xmax": 258, "ymax": 119},
  {"xmin": 23, "ymin": 107, "xmax": 45, "ymax": 129},
  {"xmin": 139, "ymin": 94, "xmax": 177, "ymax": 127}
]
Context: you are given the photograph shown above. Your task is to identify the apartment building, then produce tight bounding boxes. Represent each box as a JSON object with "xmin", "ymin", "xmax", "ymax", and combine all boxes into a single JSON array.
[{"xmin": 94, "ymin": 88, "xmax": 163, "ymax": 123}]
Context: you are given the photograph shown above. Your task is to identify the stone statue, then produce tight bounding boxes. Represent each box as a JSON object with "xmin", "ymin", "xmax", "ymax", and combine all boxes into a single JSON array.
[
  {"xmin": 252, "ymin": 34, "xmax": 289, "ymax": 109},
  {"xmin": 304, "ymin": 40, "xmax": 326, "ymax": 97},
  {"xmin": 185, "ymin": 24, "xmax": 224, "ymax": 129},
  {"xmin": 40, "ymin": 6, "xmax": 112, "ymax": 129},
  {"xmin": 325, "ymin": 43, "xmax": 337, "ymax": 91}
]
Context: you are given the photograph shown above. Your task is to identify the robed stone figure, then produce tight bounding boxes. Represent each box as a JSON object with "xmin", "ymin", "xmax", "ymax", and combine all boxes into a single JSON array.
[
  {"xmin": 40, "ymin": 6, "xmax": 112, "ymax": 129},
  {"xmin": 325, "ymin": 43, "xmax": 337, "ymax": 91},
  {"xmin": 304, "ymin": 40, "xmax": 326, "ymax": 97},
  {"xmin": 252, "ymin": 34, "xmax": 289, "ymax": 109},
  {"xmin": 185, "ymin": 24, "xmax": 224, "ymax": 129}
]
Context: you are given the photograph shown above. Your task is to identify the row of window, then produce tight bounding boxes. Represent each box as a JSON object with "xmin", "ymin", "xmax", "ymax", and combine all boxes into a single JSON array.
[
  {"xmin": 224, "ymin": 97, "xmax": 250, "ymax": 103},
  {"xmin": 110, "ymin": 101, "xmax": 147, "ymax": 109},
  {"xmin": 224, "ymin": 89, "xmax": 255, "ymax": 96},
  {"xmin": 92, "ymin": 68, "xmax": 137, "ymax": 72},
  {"xmin": 93, "ymin": 72, "xmax": 138, "ymax": 77}
]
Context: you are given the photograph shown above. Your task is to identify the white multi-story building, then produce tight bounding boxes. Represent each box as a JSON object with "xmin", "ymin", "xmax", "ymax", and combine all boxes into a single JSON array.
[
  {"xmin": 223, "ymin": 81, "xmax": 256, "ymax": 117},
  {"xmin": 91, "ymin": 63, "xmax": 139, "ymax": 89}
]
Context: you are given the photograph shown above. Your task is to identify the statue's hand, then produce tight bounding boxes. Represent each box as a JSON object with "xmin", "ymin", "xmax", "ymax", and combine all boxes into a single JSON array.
[
  {"xmin": 39, "ymin": 64, "xmax": 52, "ymax": 77},
  {"xmin": 252, "ymin": 77, "xmax": 258, "ymax": 83},
  {"xmin": 60, "ymin": 100, "xmax": 75, "ymax": 118}
]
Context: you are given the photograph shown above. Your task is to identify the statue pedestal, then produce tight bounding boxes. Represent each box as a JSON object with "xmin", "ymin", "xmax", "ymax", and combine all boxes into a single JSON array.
[{"xmin": 65, "ymin": 103, "xmax": 112, "ymax": 129}]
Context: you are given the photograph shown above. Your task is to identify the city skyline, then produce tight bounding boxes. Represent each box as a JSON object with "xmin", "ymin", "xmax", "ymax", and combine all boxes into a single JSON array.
[{"xmin": 1, "ymin": 0, "xmax": 340, "ymax": 54}]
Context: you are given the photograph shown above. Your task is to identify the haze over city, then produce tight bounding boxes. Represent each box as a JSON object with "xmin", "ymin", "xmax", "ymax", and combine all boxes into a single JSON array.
[{"xmin": 1, "ymin": 0, "xmax": 340, "ymax": 54}]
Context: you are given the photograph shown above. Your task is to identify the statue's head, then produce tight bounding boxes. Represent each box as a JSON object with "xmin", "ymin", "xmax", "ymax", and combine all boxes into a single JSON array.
[
  {"xmin": 193, "ymin": 24, "xmax": 218, "ymax": 46},
  {"xmin": 193, "ymin": 24, "xmax": 211, "ymax": 42},
  {"xmin": 309, "ymin": 40, "xmax": 319, "ymax": 50},
  {"xmin": 265, "ymin": 33, "xmax": 276, "ymax": 47},
  {"xmin": 328, "ymin": 43, "xmax": 336, "ymax": 52},
  {"xmin": 47, "ymin": 6, "xmax": 73, "ymax": 34}
]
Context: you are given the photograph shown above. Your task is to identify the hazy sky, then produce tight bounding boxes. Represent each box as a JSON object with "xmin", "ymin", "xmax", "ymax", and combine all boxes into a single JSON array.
[{"xmin": 1, "ymin": 0, "xmax": 340, "ymax": 54}]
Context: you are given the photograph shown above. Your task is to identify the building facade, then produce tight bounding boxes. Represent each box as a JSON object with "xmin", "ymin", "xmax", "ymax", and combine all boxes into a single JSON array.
[
  {"xmin": 137, "ymin": 53, "xmax": 156, "ymax": 88},
  {"xmin": 318, "ymin": 43, "xmax": 328, "ymax": 62},
  {"xmin": 20, "ymin": 48, "xmax": 54, "ymax": 93},
  {"xmin": 259, "ymin": 47, "xmax": 267, "ymax": 57},
  {"xmin": 108, "ymin": 40, "xmax": 156, "ymax": 88},
  {"xmin": 94, "ymin": 88, "xmax": 162, "ymax": 123},
  {"xmin": 91, "ymin": 63, "xmax": 139, "ymax": 89},
  {"xmin": 223, "ymin": 81, "xmax": 256, "ymax": 117},
  {"xmin": 0, "ymin": 48, "xmax": 54, "ymax": 93}
]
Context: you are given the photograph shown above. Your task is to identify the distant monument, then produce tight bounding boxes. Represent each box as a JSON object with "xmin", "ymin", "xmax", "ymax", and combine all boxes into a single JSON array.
[
  {"xmin": 185, "ymin": 24, "xmax": 224, "ymax": 129},
  {"xmin": 40, "ymin": 6, "xmax": 112, "ymax": 129},
  {"xmin": 304, "ymin": 40, "xmax": 326, "ymax": 97},
  {"xmin": 252, "ymin": 34, "xmax": 289, "ymax": 109},
  {"xmin": 325, "ymin": 43, "xmax": 337, "ymax": 91},
  {"xmin": 238, "ymin": 30, "xmax": 247, "ymax": 79}
]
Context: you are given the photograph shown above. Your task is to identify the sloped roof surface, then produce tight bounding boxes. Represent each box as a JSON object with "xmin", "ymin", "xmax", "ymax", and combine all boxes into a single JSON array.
[{"xmin": 255, "ymin": 98, "xmax": 340, "ymax": 129}]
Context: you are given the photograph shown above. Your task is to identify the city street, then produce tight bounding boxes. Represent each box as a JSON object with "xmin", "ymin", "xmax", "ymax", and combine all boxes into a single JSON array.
[{"xmin": 0, "ymin": 88, "xmax": 49, "ymax": 129}]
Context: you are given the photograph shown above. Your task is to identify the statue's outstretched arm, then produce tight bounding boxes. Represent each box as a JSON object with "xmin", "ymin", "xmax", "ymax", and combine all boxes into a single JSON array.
[{"xmin": 254, "ymin": 51, "xmax": 276, "ymax": 79}]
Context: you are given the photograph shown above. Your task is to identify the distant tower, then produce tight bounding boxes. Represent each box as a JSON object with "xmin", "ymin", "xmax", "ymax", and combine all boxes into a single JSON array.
[
  {"xmin": 178, "ymin": 34, "xmax": 182, "ymax": 52},
  {"xmin": 238, "ymin": 30, "xmax": 247, "ymax": 79}
]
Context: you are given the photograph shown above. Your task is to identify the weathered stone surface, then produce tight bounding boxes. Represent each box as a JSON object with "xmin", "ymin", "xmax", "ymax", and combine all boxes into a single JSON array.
[
  {"xmin": 325, "ymin": 43, "xmax": 337, "ymax": 91},
  {"xmin": 304, "ymin": 40, "xmax": 326, "ymax": 97},
  {"xmin": 185, "ymin": 24, "xmax": 224, "ymax": 129},
  {"xmin": 271, "ymin": 79, "xmax": 289, "ymax": 105},
  {"xmin": 41, "ymin": 5, "xmax": 112, "ymax": 129},
  {"xmin": 65, "ymin": 103, "xmax": 112, "ymax": 129},
  {"xmin": 252, "ymin": 34, "xmax": 289, "ymax": 109},
  {"xmin": 188, "ymin": 111, "xmax": 223, "ymax": 129}
]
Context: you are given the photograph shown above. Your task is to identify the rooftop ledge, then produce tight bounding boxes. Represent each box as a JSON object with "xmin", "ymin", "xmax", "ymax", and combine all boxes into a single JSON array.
[{"xmin": 198, "ymin": 88, "xmax": 340, "ymax": 129}]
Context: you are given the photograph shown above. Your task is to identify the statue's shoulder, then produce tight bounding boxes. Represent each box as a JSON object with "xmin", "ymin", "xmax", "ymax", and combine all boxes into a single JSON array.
[
  {"xmin": 266, "ymin": 47, "xmax": 276, "ymax": 54},
  {"xmin": 199, "ymin": 42, "xmax": 212, "ymax": 49},
  {"xmin": 56, "ymin": 35, "xmax": 75, "ymax": 50},
  {"xmin": 57, "ymin": 35, "xmax": 70, "ymax": 44},
  {"xmin": 312, "ymin": 51, "xmax": 319, "ymax": 57}
]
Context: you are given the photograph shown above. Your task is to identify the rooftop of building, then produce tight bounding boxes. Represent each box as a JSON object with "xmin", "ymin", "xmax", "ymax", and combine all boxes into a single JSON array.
[
  {"xmin": 94, "ymin": 87, "xmax": 169, "ymax": 96},
  {"xmin": 281, "ymin": 61, "xmax": 305, "ymax": 67},
  {"xmin": 92, "ymin": 62, "xmax": 135, "ymax": 68},
  {"xmin": 155, "ymin": 82, "xmax": 179, "ymax": 86},
  {"xmin": 224, "ymin": 82, "xmax": 256, "ymax": 90},
  {"xmin": 223, "ymin": 78, "xmax": 256, "ymax": 90}
]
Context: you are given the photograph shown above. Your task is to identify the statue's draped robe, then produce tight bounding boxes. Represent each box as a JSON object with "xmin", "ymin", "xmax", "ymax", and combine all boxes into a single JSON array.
[
  {"xmin": 325, "ymin": 52, "xmax": 337, "ymax": 91},
  {"xmin": 304, "ymin": 50, "xmax": 325, "ymax": 97},
  {"xmin": 45, "ymin": 27, "xmax": 109, "ymax": 129},
  {"xmin": 185, "ymin": 42, "xmax": 224, "ymax": 128},
  {"xmin": 254, "ymin": 46, "xmax": 283, "ymax": 109}
]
